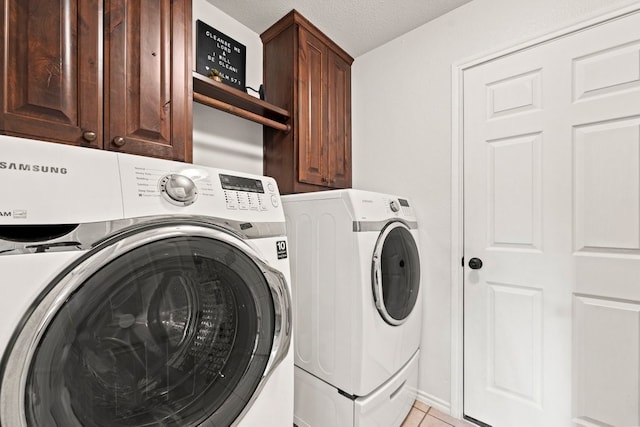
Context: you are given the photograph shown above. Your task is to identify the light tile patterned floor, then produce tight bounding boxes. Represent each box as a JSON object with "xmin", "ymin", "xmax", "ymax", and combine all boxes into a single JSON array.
[{"xmin": 401, "ymin": 401, "xmax": 474, "ymax": 427}]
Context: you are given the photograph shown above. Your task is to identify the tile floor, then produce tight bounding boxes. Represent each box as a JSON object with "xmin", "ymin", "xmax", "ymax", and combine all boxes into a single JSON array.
[{"xmin": 401, "ymin": 401, "xmax": 474, "ymax": 427}]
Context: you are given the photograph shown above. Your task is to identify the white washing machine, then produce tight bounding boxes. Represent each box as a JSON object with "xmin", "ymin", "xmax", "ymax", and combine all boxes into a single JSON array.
[
  {"xmin": 282, "ymin": 189, "xmax": 422, "ymax": 427},
  {"xmin": 0, "ymin": 135, "xmax": 293, "ymax": 426}
]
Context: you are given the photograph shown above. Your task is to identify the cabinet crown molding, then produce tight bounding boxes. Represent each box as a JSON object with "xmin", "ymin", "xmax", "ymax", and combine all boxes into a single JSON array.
[{"xmin": 260, "ymin": 9, "xmax": 354, "ymax": 65}]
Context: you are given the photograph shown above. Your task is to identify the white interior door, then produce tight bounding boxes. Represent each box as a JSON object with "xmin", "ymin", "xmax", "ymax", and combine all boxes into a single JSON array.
[{"xmin": 463, "ymin": 10, "xmax": 640, "ymax": 427}]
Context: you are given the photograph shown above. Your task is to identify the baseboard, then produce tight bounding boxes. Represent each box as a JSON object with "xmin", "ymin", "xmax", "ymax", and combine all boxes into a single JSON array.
[{"xmin": 416, "ymin": 390, "xmax": 451, "ymax": 415}]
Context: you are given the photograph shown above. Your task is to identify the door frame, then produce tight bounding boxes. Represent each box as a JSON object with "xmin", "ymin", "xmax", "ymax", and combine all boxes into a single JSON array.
[{"xmin": 449, "ymin": 2, "xmax": 640, "ymax": 419}]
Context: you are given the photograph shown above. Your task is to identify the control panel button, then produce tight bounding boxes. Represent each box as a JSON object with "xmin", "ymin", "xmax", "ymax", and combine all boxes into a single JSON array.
[
  {"xmin": 238, "ymin": 192, "xmax": 249, "ymax": 210},
  {"xmin": 267, "ymin": 182, "xmax": 276, "ymax": 192},
  {"xmin": 159, "ymin": 174, "xmax": 198, "ymax": 206},
  {"xmin": 258, "ymin": 194, "xmax": 268, "ymax": 211},
  {"xmin": 389, "ymin": 200, "xmax": 400, "ymax": 213},
  {"xmin": 224, "ymin": 190, "xmax": 238, "ymax": 210},
  {"xmin": 248, "ymin": 193, "xmax": 260, "ymax": 210},
  {"xmin": 271, "ymin": 195, "xmax": 279, "ymax": 208}
]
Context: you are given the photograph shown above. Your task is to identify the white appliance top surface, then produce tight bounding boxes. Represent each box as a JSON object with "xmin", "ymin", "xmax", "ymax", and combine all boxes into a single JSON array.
[
  {"xmin": 0, "ymin": 135, "xmax": 284, "ymax": 225},
  {"xmin": 1, "ymin": 135, "xmax": 123, "ymax": 224},
  {"xmin": 282, "ymin": 189, "xmax": 416, "ymax": 222}
]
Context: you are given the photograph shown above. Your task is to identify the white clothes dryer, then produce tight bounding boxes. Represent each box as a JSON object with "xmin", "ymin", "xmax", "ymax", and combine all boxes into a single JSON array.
[
  {"xmin": 283, "ymin": 189, "xmax": 422, "ymax": 426},
  {"xmin": 0, "ymin": 135, "xmax": 293, "ymax": 427}
]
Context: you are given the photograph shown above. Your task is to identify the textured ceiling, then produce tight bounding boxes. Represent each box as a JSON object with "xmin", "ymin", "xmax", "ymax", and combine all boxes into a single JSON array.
[{"xmin": 205, "ymin": 0, "xmax": 473, "ymax": 58}]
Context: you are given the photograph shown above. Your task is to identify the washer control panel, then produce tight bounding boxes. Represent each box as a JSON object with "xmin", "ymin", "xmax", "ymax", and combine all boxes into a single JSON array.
[
  {"xmin": 219, "ymin": 173, "xmax": 279, "ymax": 211},
  {"xmin": 118, "ymin": 154, "xmax": 283, "ymax": 220}
]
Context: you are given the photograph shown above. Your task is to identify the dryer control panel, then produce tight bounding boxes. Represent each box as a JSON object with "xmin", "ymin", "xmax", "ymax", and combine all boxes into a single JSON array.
[{"xmin": 380, "ymin": 196, "xmax": 414, "ymax": 218}]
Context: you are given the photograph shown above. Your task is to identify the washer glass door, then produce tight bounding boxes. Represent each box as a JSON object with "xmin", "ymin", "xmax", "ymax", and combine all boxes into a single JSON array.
[
  {"xmin": 372, "ymin": 221, "xmax": 420, "ymax": 326},
  {"xmin": 1, "ymin": 222, "xmax": 290, "ymax": 427}
]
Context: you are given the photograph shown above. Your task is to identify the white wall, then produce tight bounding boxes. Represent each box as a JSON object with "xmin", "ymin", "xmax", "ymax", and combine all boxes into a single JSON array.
[
  {"xmin": 192, "ymin": 0, "xmax": 265, "ymax": 174},
  {"xmin": 192, "ymin": 0, "xmax": 640, "ymax": 415},
  {"xmin": 351, "ymin": 0, "xmax": 640, "ymax": 413}
]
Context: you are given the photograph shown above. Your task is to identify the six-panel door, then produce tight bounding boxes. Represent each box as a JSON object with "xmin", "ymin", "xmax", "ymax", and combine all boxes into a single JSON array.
[{"xmin": 463, "ymin": 9, "xmax": 640, "ymax": 427}]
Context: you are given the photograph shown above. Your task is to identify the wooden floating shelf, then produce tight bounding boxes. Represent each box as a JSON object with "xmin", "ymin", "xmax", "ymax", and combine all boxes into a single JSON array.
[{"xmin": 192, "ymin": 72, "xmax": 291, "ymax": 132}]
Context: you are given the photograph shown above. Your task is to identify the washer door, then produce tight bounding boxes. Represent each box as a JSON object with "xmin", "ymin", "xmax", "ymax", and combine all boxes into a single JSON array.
[
  {"xmin": 371, "ymin": 221, "xmax": 420, "ymax": 326},
  {"xmin": 0, "ymin": 221, "xmax": 290, "ymax": 427}
]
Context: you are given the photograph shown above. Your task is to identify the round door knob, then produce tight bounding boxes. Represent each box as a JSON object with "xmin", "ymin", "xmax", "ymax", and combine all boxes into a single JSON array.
[
  {"xmin": 82, "ymin": 131, "xmax": 97, "ymax": 142},
  {"xmin": 468, "ymin": 257, "xmax": 483, "ymax": 270},
  {"xmin": 112, "ymin": 136, "xmax": 126, "ymax": 147}
]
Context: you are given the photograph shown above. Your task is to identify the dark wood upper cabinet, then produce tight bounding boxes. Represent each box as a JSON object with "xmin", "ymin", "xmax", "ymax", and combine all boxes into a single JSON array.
[
  {"xmin": 105, "ymin": 0, "xmax": 192, "ymax": 161},
  {"xmin": 1, "ymin": 0, "xmax": 192, "ymax": 162},
  {"xmin": 0, "ymin": 0, "xmax": 103, "ymax": 148},
  {"xmin": 326, "ymin": 49, "xmax": 351, "ymax": 189},
  {"xmin": 261, "ymin": 10, "xmax": 353, "ymax": 194}
]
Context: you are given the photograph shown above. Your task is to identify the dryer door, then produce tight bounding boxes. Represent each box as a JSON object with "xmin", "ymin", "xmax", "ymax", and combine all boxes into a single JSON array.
[
  {"xmin": 372, "ymin": 221, "xmax": 420, "ymax": 326},
  {"xmin": 0, "ymin": 221, "xmax": 290, "ymax": 427}
]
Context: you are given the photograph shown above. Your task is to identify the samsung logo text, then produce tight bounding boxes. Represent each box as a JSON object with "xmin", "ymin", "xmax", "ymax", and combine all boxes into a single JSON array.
[{"xmin": 0, "ymin": 162, "xmax": 68, "ymax": 174}]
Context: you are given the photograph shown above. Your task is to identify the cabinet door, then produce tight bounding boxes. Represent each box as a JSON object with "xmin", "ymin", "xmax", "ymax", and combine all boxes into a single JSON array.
[
  {"xmin": 297, "ymin": 28, "xmax": 327, "ymax": 186},
  {"xmin": 326, "ymin": 51, "xmax": 351, "ymax": 188},
  {"xmin": 105, "ymin": 0, "xmax": 192, "ymax": 161},
  {"xmin": 0, "ymin": 0, "xmax": 102, "ymax": 147}
]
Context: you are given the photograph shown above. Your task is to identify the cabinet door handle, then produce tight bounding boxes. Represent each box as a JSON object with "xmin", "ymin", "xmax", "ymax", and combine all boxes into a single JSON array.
[
  {"xmin": 112, "ymin": 136, "xmax": 126, "ymax": 147},
  {"xmin": 321, "ymin": 177, "xmax": 328, "ymax": 183},
  {"xmin": 82, "ymin": 131, "xmax": 97, "ymax": 142}
]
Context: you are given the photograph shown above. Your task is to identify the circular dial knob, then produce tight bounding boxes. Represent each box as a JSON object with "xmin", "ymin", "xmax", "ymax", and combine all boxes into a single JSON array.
[
  {"xmin": 389, "ymin": 200, "xmax": 400, "ymax": 213},
  {"xmin": 159, "ymin": 174, "xmax": 198, "ymax": 206}
]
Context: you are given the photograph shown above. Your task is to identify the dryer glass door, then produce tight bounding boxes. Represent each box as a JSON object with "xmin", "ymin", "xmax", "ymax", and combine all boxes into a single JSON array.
[
  {"xmin": 0, "ymin": 222, "xmax": 290, "ymax": 427},
  {"xmin": 372, "ymin": 221, "xmax": 420, "ymax": 326}
]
